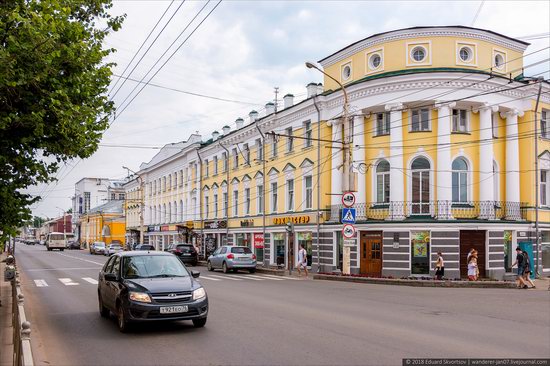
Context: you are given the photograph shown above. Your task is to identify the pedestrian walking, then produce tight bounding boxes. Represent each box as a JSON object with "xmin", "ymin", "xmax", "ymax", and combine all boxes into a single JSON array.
[
  {"xmin": 434, "ymin": 252, "xmax": 444, "ymax": 280},
  {"xmin": 296, "ymin": 243, "xmax": 308, "ymax": 277},
  {"xmin": 511, "ymin": 247, "xmax": 529, "ymax": 289},
  {"xmin": 466, "ymin": 248, "xmax": 475, "ymax": 263},
  {"xmin": 522, "ymin": 250, "xmax": 536, "ymax": 289},
  {"xmin": 467, "ymin": 252, "xmax": 478, "ymax": 281}
]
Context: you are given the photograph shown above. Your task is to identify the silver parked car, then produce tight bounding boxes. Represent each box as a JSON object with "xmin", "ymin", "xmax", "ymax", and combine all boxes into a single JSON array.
[
  {"xmin": 207, "ymin": 246, "xmax": 256, "ymax": 273},
  {"xmin": 104, "ymin": 243, "xmax": 123, "ymax": 256},
  {"xmin": 90, "ymin": 241, "xmax": 106, "ymax": 255}
]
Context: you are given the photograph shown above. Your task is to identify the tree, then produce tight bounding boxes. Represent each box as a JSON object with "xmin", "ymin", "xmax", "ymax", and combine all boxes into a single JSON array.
[{"xmin": 0, "ymin": 1, "xmax": 124, "ymax": 241}]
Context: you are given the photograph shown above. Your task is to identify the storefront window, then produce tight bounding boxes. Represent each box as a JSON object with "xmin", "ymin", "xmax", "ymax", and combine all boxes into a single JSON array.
[
  {"xmin": 504, "ymin": 230, "xmax": 513, "ymax": 272},
  {"xmin": 273, "ymin": 233, "xmax": 285, "ymax": 267},
  {"xmin": 253, "ymin": 233, "xmax": 264, "ymax": 263},
  {"xmin": 297, "ymin": 232, "xmax": 313, "ymax": 266},
  {"xmin": 235, "ymin": 233, "xmax": 251, "ymax": 247},
  {"xmin": 542, "ymin": 231, "xmax": 550, "ymax": 271},
  {"xmin": 411, "ymin": 231, "xmax": 430, "ymax": 275}
]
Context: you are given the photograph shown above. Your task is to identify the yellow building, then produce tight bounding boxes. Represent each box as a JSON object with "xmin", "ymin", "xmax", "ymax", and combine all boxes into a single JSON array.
[
  {"xmin": 80, "ymin": 200, "xmax": 126, "ymax": 247},
  {"xmin": 133, "ymin": 26, "xmax": 549, "ymax": 279}
]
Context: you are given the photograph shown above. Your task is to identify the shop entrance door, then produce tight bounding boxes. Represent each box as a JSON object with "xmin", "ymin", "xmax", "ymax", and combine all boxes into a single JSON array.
[
  {"xmin": 359, "ymin": 231, "xmax": 383, "ymax": 276},
  {"xmin": 460, "ymin": 230, "xmax": 486, "ymax": 278}
]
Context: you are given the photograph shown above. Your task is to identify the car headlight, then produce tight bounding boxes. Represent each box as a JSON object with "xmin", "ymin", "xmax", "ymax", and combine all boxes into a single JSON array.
[
  {"xmin": 129, "ymin": 291, "xmax": 152, "ymax": 303},
  {"xmin": 192, "ymin": 287, "xmax": 206, "ymax": 300}
]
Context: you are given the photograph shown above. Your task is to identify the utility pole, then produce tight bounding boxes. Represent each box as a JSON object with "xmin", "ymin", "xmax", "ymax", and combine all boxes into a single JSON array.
[
  {"xmin": 255, "ymin": 117, "xmax": 267, "ymax": 266},
  {"xmin": 274, "ymin": 87, "xmax": 279, "ymax": 113},
  {"xmin": 533, "ymin": 76, "xmax": 543, "ymax": 278},
  {"xmin": 219, "ymin": 143, "xmax": 231, "ymax": 242}
]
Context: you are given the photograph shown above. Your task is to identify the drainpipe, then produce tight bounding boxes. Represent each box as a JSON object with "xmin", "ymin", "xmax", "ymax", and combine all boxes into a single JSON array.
[
  {"xmin": 196, "ymin": 148, "xmax": 205, "ymax": 257},
  {"xmin": 533, "ymin": 77, "xmax": 543, "ymax": 278},
  {"xmin": 313, "ymin": 96, "xmax": 322, "ymax": 273},
  {"xmin": 255, "ymin": 122, "xmax": 267, "ymax": 266},
  {"xmin": 219, "ymin": 143, "xmax": 231, "ymax": 242}
]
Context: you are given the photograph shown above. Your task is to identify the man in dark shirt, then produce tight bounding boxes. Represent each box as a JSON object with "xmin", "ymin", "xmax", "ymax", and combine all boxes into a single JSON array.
[{"xmin": 511, "ymin": 247, "xmax": 528, "ymax": 289}]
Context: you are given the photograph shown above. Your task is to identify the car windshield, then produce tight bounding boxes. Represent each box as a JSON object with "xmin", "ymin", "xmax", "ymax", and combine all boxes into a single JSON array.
[
  {"xmin": 110, "ymin": 245, "xmax": 121, "ymax": 249},
  {"xmin": 95, "ymin": 243, "xmax": 105, "ymax": 247},
  {"xmin": 122, "ymin": 255, "xmax": 189, "ymax": 279},
  {"xmin": 231, "ymin": 247, "xmax": 252, "ymax": 254},
  {"xmin": 49, "ymin": 234, "xmax": 65, "ymax": 240}
]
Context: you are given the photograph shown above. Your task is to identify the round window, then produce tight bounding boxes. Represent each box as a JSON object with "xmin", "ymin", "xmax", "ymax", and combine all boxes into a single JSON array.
[
  {"xmin": 370, "ymin": 54, "xmax": 381, "ymax": 69},
  {"xmin": 411, "ymin": 46, "xmax": 426, "ymax": 62},
  {"xmin": 342, "ymin": 65, "xmax": 351, "ymax": 80},
  {"xmin": 459, "ymin": 47, "xmax": 472, "ymax": 62},
  {"xmin": 494, "ymin": 54, "xmax": 504, "ymax": 68}
]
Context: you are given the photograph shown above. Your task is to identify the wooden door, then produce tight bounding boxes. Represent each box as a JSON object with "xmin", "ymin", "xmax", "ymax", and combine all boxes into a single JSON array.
[
  {"xmin": 460, "ymin": 230, "xmax": 486, "ymax": 278},
  {"xmin": 360, "ymin": 232, "xmax": 382, "ymax": 277}
]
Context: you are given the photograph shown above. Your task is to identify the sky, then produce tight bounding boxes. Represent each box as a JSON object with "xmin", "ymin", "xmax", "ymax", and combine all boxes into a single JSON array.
[{"xmin": 27, "ymin": 0, "xmax": 550, "ymax": 218}]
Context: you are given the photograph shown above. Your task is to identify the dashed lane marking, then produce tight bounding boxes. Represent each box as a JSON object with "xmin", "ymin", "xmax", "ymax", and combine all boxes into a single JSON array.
[
  {"xmin": 57, "ymin": 253, "xmax": 105, "ymax": 266},
  {"xmin": 59, "ymin": 278, "xmax": 79, "ymax": 286},
  {"xmin": 239, "ymin": 275, "xmax": 265, "ymax": 281},
  {"xmin": 209, "ymin": 275, "xmax": 243, "ymax": 281},
  {"xmin": 27, "ymin": 267, "xmax": 100, "ymax": 272},
  {"xmin": 34, "ymin": 279, "xmax": 48, "ymax": 287},
  {"xmin": 260, "ymin": 274, "xmax": 299, "ymax": 281},
  {"xmin": 197, "ymin": 276, "xmax": 221, "ymax": 281},
  {"xmin": 82, "ymin": 277, "xmax": 98, "ymax": 285}
]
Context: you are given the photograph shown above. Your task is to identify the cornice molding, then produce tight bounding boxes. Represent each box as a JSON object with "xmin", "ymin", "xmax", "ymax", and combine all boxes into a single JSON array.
[{"xmin": 320, "ymin": 28, "xmax": 528, "ymax": 67}]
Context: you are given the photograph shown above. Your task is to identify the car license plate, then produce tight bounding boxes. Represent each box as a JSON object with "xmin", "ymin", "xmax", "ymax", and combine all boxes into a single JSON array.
[
  {"xmin": 183, "ymin": 253, "xmax": 191, "ymax": 256},
  {"xmin": 238, "ymin": 257, "xmax": 249, "ymax": 261},
  {"xmin": 160, "ymin": 306, "xmax": 188, "ymax": 314}
]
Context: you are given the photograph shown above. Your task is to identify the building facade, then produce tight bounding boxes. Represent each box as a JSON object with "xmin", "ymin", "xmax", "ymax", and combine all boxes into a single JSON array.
[
  {"xmin": 127, "ymin": 26, "xmax": 550, "ymax": 279},
  {"xmin": 80, "ymin": 200, "xmax": 126, "ymax": 246}
]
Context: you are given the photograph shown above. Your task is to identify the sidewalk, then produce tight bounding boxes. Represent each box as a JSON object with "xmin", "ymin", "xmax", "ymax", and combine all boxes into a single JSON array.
[{"xmin": 0, "ymin": 252, "xmax": 14, "ymax": 366}]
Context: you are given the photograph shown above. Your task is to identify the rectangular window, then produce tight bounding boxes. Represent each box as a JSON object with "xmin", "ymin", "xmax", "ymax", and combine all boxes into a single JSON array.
[
  {"xmin": 452, "ymin": 109, "xmax": 468, "ymax": 132},
  {"xmin": 233, "ymin": 190, "xmax": 239, "ymax": 216},
  {"xmin": 304, "ymin": 121, "xmax": 313, "ymax": 147},
  {"xmin": 286, "ymin": 127, "xmax": 293, "ymax": 152},
  {"xmin": 119, "ymin": 193, "xmax": 125, "ymax": 201},
  {"xmin": 257, "ymin": 185, "xmax": 264, "ymax": 213},
  {"xmin": 542, "ymin": 110, "xmax": 549, "ymax": 138},
  {"xmin": 256, "ymin": 138, "xmax": 263, "ymax": 161},
  {"xmin": 213, "ymin": 194, "xmax": 218, "ymax": 218},
  {"xmin": 243, "ymin": 143, "xmax": 250, "ymax": 165},
  {"xmin": 204, "ymin": 196, "xmax": 209, "ymax": 219},
  {"xmin": 271, "ymin": 182, "xmax": 278, "ymax": 213},
  {"xmin": 541, "ymin": 170, "xmax": 548, "ymax": 206},
  {"xmin": 84, "ymin": 192, "xmax": 91, "ymax": 213},
  {"xmin": 204, "ymin": 159, "xmax": 209, "ymax": 177},
  {"xmin": 411, "ymin": 109, "xmax": 430, "ymax": 132},
  {"xmin": 271, "ymin": 137, "xmax": 278, "ymax": 158},
  {"xmin": 223, "ymin": 192, "xmax": 228, "ymax": 217},
  {"xmin": 304, "ymin": 176, "xmax": 313, "ymax": 209},
  {"xmin": 232, "ymin": 148, "xmax": 239, "ymax": 170},
  {"xmin": 213, "ymin": 156, "xmax": 218, "ymax": 175},
  {"xmin": 222, "ymin": 152, "xmax": 228, "ymax": 172},
  {"xmin": 244, "ymin": 188, "xmax": 250, "ymax": 215},
  {"xmin": 376, "ymin": 113, "xmax": 390, "ymax": 136},
  {"xmin": 286, "ymin": 179, "xmax": 294, "ymax": 211},
  {"xmin": 491, "ymin": 113, "xmax": 498, "ymax": 138},
  {"xmin": 111, "ymin": 193, "xmax": 116, "ymax": 200}
]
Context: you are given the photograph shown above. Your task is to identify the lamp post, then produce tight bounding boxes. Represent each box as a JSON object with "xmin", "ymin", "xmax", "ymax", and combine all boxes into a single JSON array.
[
  {"xmin": 123, "ymin": 166, "xmax": 145, "ymax": 246},
  {"xmin": 306, "ymin": 61, "xmax": 353, "ymax": 275}
]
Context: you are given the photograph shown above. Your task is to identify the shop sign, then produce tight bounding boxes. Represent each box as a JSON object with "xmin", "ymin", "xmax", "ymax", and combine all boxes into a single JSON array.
[
  {"xmin": 273, "ymin": 216, "xmax": 310, "ymax": 225},
  {"xmin": 253, "ymin": 233, "xmax": 264, "ymax": 248},
  {"xmin": 240, "ymin": 219, "xmax": 254, "ymax": 227},
  {"xmin": 297, "ymin": 232, "xmax": 312, "ymax": 241},
  {"xmin": 147, "ymin": 225, "xmax": 160, "ymax": 232},
  {"xmin": 161, "ymin": 225, "xmax": 170, "ymax": 232},
  {"xmin": 204, "ymin": 220, "xmax": 227, "ymax": 229},
  {"xmin": 273, "ymin": 233, "xmax": 285, "ymax": 241}
]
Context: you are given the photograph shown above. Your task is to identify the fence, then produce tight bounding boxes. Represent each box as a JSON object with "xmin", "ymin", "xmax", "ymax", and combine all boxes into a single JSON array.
[{"xmin": 11, "ymin": 269, "xmax": 34, "ymax": 366}]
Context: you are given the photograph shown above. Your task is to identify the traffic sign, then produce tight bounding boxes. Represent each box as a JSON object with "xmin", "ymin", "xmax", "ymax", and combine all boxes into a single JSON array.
[
  {"xmin": 341, "ymin": 208, "xmax": 357, "ymax": 224},
  {"xmin": 342, "ymin": 192, "xmax": 356, "ymax": 207},
  {"xmin": 342, "ymin": 224, "xmax": 356, "ymax": 239},
  {"xmin": 343, "ymin": 239, "xmax": 356, "ymax": 247}
]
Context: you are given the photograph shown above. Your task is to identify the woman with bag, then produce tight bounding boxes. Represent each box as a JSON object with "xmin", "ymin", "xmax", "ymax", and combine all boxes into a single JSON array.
[
  {"xmin": 434, "ymin": 252, "xmax": 444, "ymax": 280},
  {"xmin": 467, "ymin": 251, "xmax": 478, "ymax": 281}
]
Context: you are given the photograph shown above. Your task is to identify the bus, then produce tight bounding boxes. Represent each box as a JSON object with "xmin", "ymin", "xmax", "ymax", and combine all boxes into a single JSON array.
[{"xmin": 46, "ymin": 232, "xmax": 66, "ymax": 251}]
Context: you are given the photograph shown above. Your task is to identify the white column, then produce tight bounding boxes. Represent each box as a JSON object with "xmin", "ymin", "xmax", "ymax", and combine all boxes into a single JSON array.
[
  {"xmin": 385, "ymin": 103, "xmax": 405, "ymax": 219},
  {"xmin": 502, "ymin": 109, "xmax": 523, "ymax": 219},
  {"xmin": 476, "ymin": 103, "xmax": 497, "ymax": 219},
  {"xmin": 435, "ymin": 102, "xmax": 455, "ymax": 219},
  {"xmin": 352, "ymin": 116, "xmax": 366, "ymax": 219},
  {"xmin": 330, "ymin": 121, "xmax": 343, "ymax": 219}
]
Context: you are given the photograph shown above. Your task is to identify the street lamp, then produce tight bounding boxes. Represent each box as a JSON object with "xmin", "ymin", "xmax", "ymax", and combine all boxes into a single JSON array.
[
  {"xmin": 123, "ymin": 166, "xmax": 145, "ymax": 246},
  {"xmin": 306, "ymin": 61, "xmax": 354, "ymax": 275}
]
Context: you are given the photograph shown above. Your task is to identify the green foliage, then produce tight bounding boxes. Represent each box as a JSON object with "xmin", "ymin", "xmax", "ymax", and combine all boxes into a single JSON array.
[{"xmin": 0, "ymin": 0, "xmax": 124, "ymax": 240}]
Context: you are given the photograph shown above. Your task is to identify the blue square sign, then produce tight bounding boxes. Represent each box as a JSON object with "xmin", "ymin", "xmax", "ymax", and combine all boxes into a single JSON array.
[{"xmin": 341, "ymin": 208, "xmax": 356, "ymax": 224}]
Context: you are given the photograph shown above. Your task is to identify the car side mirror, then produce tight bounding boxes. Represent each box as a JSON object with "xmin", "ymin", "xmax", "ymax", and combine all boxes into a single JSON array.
[
  {"xmin": 104, "ymin": 273, "xmax": 119, "ymax": 282},
  {"xmin": 191, "ymin": 271, "xmax": 200, "ymax": 278}
]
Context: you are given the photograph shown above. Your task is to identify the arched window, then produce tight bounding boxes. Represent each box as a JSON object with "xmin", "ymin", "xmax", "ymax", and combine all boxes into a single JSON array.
[
  {"xmin": 493, "ymin": 160, "xmax": 499, "ymax": 203},
  {"xmin": 376, "ymin": 160, "xmax": 390, "ymax": 203},
  {"xmin": 411, "ymin": 157, "xmax": 430, "ymax": 214},
  {"xmin": 452, "ymin": 157, "xmax": 468, "ymax": 203}
]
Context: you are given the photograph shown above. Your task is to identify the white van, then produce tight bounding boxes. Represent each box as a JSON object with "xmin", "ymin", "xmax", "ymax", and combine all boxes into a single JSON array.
[{"xmin": 46, "ymin": 232, "xmax": 66, "ymax": 251}]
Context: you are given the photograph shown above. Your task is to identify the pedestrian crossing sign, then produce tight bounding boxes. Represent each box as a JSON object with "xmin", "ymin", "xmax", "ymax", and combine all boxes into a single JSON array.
[{"xmin": 341, "ymin": 208, "xmax": 356, "ymax": 224}]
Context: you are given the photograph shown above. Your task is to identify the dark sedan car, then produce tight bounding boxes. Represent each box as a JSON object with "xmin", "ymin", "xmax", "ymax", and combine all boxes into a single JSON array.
[
  {"xmin": 167, "ymin": 243, "xmax": 198, "ymax": 266},
  {"xmin": 66, "ymin": 240, "xmax": 80, "ymax": 250},
  {"xmin": 97, "ymin": 251, "xmax": 208, "ymax": 332}
]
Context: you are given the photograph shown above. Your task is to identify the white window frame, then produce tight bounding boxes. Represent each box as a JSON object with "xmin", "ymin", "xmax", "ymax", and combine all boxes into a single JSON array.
[
  {"xmin": 222, "ymin": 152, "xmax": 228, "ymax": 172},
  {"xmin": 223, "ymin": 192, "xmax": 228, "ymax": 218},
  {"xmin": 257, "ymin": 185, "xmax": 264, "ymax": 214},
  {"xmin": 376, "ymin": 112, "xmax": 390, "ymax": 136},
  {"xmin": 304, "ymin": 175, "xmax": 313, "ymax": 209},
  {"xmin": 286, "ymin": 127, "xmax": 293, "ymax": 153},
  {"xmin": 541, "ymin": 110, "xmax": 549, "ymax": 139},
  {"xmin": 375, "ymin": 160, "xmax": 390, "ymax": 203},
  {"xmin": 204, "ymin": 159, "xmax": 209, "ymax": 178},
  {"xmin": 271, "ymin": 137, "xmax": 278, "ymax": 158},
  {"xmin": 286, "ymin": 179, "xmax": 294, "ymax": 212},
  {"xmin": 213, "ymin": 194, "xmax": 218, "ymax": 218},
  {"xmin": 244, "ymin": 188, "xmax": 251, "ymax": 215},
  {"xmin": 213, "ymin": 156, "xmax": 218, "ymax": 175},
  {"xmin": 243, "ymin": 143, "xmax": 250, "ymax": 165},
  {"xmin": 452, "ymin": 157, "xmax": 469, "ymax": 203},
  {"xmin": 232, "ymin": 148, "xmax": 239, "ymax": 170},
  {"xmin": 541, "ymin": 170, "xmax": 549, "ymax": 207},
  {"xmin": 410, "ymin": 108, "xmax": 431, "ymax": 132},
  {"xmin": 271, "ymin": 182, "xmax": 278, "ymax": 213},
  {"xmin": 303, "ymin": 121, "xmax": 313, "ymax": 148},
  {"xmin": 233, "ymin": 190, "xmax": 239, "ymax": 217},
  {"xmin": 204, "ymin": 195, "xmax": 209, "ymax": 219},
  {"xmin": 256, "ymin": 138, "xmax": 263, "ymax": 161},
  {"xmin": 452, "ymin": 109, "xmax": 469, "ymax": 133}
]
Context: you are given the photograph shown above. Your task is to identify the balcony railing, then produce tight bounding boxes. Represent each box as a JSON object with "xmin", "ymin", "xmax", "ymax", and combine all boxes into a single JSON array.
[{"xmin": 329, "ymin": 201, "xmax": 526, "ymax": 222}]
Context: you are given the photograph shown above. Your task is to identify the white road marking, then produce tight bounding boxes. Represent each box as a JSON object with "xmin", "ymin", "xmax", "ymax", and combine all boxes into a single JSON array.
[
  {"xmin": 27, "ymin": 267, "xmax": 100, "ymax": 272},
  {"xmin": 82, "ymin": 277, "xmax": 98, "ymax": 285},
  {"xmin": 209, "ymin": 275, "xmax": 243, "ymax": 281},
  {"xmin": 260, "ymin": 274, "xmax": 299, "ymax": 281},
  {"xmin": 240, "ymin": 275, "xmax": 265, "ymax": 281},
  {"xmin": 58, "ymin": 253, "xmax": 104, "ymax": 266},
  {"xmin": 252, "ymin": 275, "xmax": 285, "ymax": 281},
  {"xmin": 34, "ymin": 279, "xmax": 48, "ymax": 287},
  {"xmin": 197, "ymin": 276, "xmax": 221, "ymax": 281},
  {"xmin": 59, "ymin": 278, "xmax": 79, "ymax": 286}
]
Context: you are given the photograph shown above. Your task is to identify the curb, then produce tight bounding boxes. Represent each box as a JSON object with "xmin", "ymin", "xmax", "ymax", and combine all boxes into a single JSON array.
[{"xmin": 312, "ymin": 274, "xmax": 517, "ymax": 288}]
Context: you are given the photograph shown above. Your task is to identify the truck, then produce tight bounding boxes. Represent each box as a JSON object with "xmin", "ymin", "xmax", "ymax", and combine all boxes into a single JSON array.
[{"xmin": 46, "ymin": 232, "xmax": 66, "ymax": 251}]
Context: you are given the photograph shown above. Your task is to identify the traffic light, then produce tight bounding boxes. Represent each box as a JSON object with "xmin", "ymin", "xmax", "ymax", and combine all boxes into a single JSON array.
[{"xmin": 285, "ymin": 222, "xmax": 294, "ymax": 233}]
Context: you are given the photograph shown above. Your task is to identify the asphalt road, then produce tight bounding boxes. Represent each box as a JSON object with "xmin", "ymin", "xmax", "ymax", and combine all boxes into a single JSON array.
[{"xmin": 13, "ymin": 244, "xmax": 550, "ymax": 366}]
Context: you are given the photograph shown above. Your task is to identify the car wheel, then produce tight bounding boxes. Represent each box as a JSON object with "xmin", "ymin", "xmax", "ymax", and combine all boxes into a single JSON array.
[
  {"xmin": 192, "ymin": 318, "xmax": 207, "ymax": 328},
  {"xmin": 117, "ymin": 304, "xmax": 130, "ymax": 333},
  {"xmin": 249, "ymin": 269, "xmax": 256, "ymax": 274},
  {"xmin": 207, "ymin": 261, "xmax": 214, "ymax": 271},
  {"xmin": 222, "ymin": 262, "xmax": 229, "ymax": 274},
  {"xmin": 98, "ymin": 294, "xmax": 109, "ymax": 318}
]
